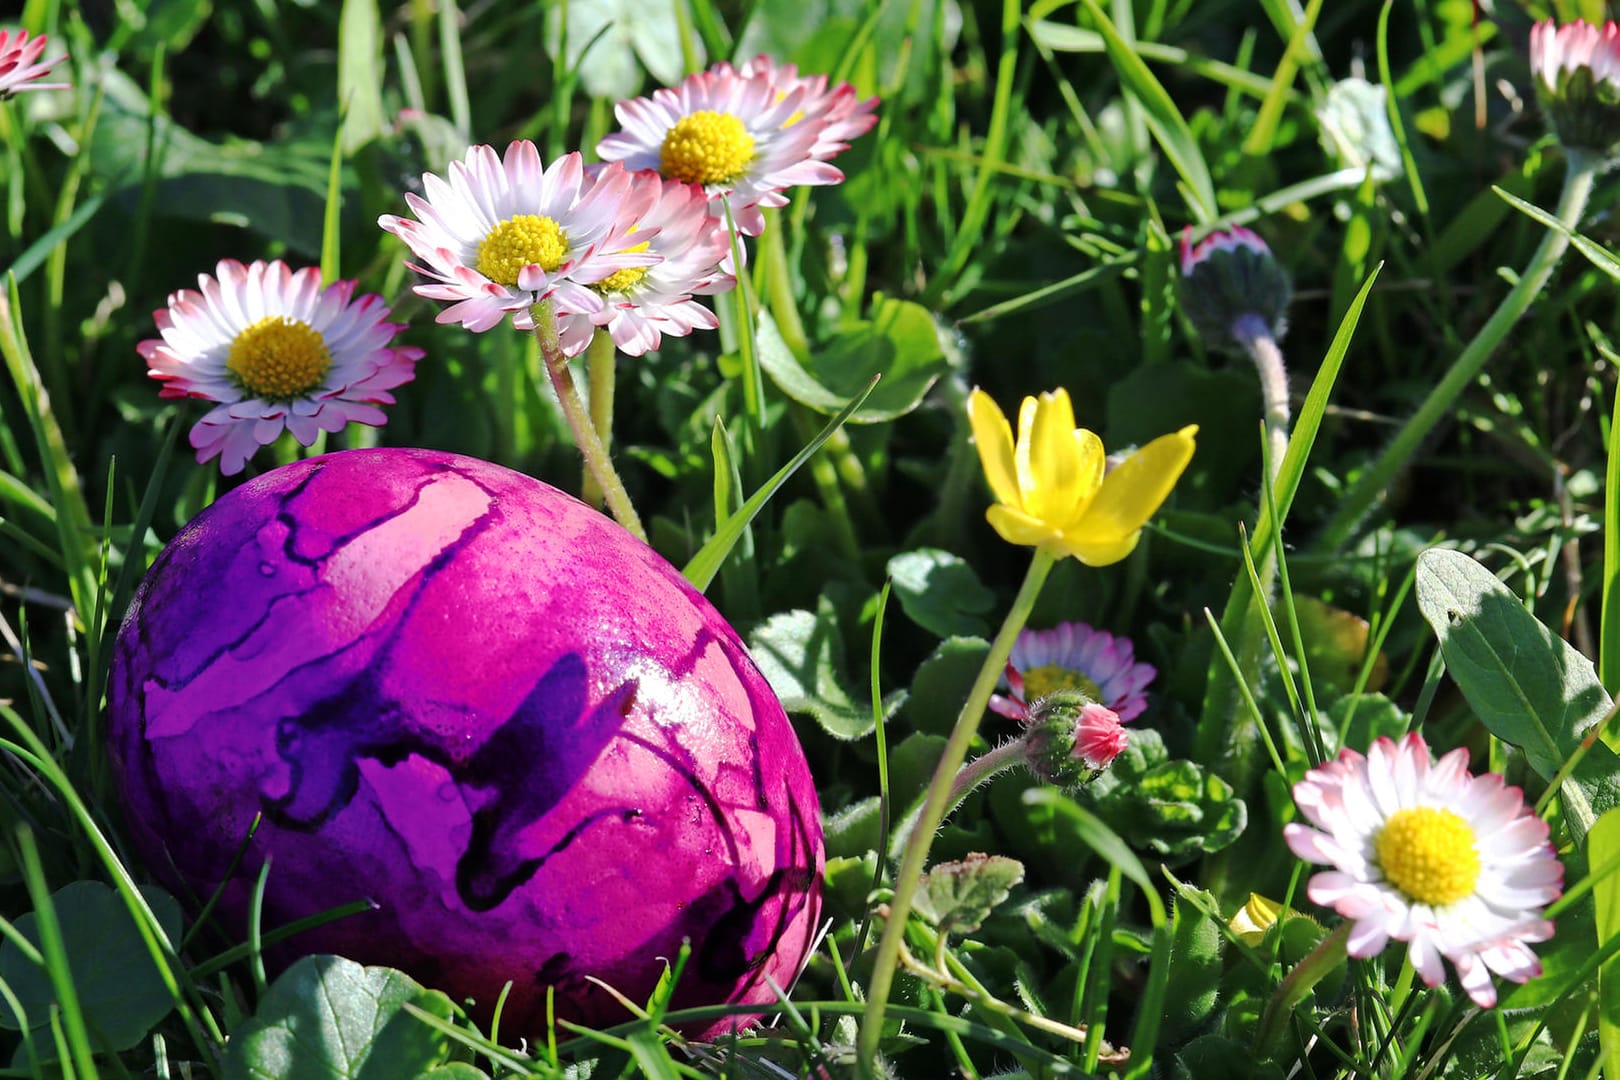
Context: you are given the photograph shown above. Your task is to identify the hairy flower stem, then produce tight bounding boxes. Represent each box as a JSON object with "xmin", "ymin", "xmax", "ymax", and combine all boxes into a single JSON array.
[
  {"xmin": 531, "ymin": 302, "xmax": 647, "ymax": 542},
  {"xmin": 1233, "ymin": 313, "xmax": 1289, "ymax": 491},
  {"xmin": 1316, "ymin": 150, "xmax": 1598, "ymax": 551},
  {"xmin": 582, "ymin": 329, "xmax": 617, "ymax": 509},
  {"xmin": 858, "ymin": 546, "xmax": 1056, "ymax": 1074},
  {"xmin": 886, "ymin": 739, "xmax": 1027, "ymax": 861}
]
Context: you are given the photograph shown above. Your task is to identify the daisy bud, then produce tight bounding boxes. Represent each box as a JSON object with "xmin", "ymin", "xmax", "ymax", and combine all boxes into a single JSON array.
[
  {"xmin": 1021, "ymin": 691, "xmax": 1127, "ymax": 789},
  {"xmin": 1178, "ymin": 225, "xmax": 1292, "ymax": 351},
  {"xmin": 1530, "ymin": 19, "xmax": 1620, "ymax": 158}
]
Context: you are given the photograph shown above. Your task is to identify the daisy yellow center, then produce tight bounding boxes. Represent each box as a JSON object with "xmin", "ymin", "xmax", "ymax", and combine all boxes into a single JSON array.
[
  {"xmin": 1374, "ymin": 806, "xmax": 1480, "ymax": 907},
  {"xmin": 593, "ymin": 239, "xmax": 652, "ymax": 294},
  {"xmin": 659, "ymin": 110, "xmax": 756, "ymax": 186},
  {"xmin": 226, "ymin": 316, "xmax": 331, "ymax": 402},
  {"xmin": 477, "ymin": 215, "xmax": 569, "ymax": 286},
  {"xmin": 1022, "ymin": 665, "xmax": 1102, "ymax": 704}
]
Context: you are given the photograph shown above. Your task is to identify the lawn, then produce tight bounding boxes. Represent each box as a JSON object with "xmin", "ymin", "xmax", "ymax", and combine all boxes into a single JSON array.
[{"xmin": 2, "ymin": 0, "xmax": 1619, "ymax": 1077}]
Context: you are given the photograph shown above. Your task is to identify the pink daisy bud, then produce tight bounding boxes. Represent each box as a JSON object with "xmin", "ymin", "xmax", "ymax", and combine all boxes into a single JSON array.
[
  {"xmin": 1178, "ymin": 224, "xmax": 1293, "ymax": 350},
  {"xmin": 1530, "ymin": 18, "xmax": 1620, "ymax": 156}
]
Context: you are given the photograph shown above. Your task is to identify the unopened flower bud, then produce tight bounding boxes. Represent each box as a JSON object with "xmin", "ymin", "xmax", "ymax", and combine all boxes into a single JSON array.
[
  {"xmin": 1530, "ymin": 18, "xmax": 1620, "ymax": 158},
  {"xmin": 1021, "ymin": 690, "xmax": 1127, "ymax": 789},
  {"xmin": 1178, "ymin": 225, "xmax": 1292, "ymax": 350}
]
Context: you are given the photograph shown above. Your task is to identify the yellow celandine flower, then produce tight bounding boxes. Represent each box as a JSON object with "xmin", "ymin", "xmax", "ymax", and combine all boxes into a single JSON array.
[{"xmin": 968, "ymin": 387, "xmax": 1197, "ymax": 565}]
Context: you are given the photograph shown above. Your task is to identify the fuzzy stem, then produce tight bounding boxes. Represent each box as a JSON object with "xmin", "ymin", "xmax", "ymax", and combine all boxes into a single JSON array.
[
  {"xmin": 531, "ymin": 303, "xmax": 647, "ymax": 542},
  {"xmin": 945, "ymin": 740, "xmax": 1027, "ymax": 814},
  {"xmin": 582, "ymin": 329, "xmax": 617, "ymax": 508},
  {"xmin": 1316, "ymin": 151, "xmax": 1598, "ymax": 550},
  {"xmin": 858, "ymin": 546, "xmax": 1057, "ymax": 1073},
  {"xmin": 1233, "ymin": 313, "xmax": 1290, "ymax": 489}
]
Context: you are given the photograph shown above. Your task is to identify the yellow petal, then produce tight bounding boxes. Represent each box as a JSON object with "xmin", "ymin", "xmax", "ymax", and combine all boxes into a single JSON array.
[
  {"xmin": 1057, "ymin": 428, "xmax": 1107, "ymax": 528},
  {"xmin": 1058, "ymin": 529, "xmax": 1142, "ymax": 567},
  {"xmin": 1014, "ymin": 394, "xmax": 1040, "ymax": 508},
  {"xmin": 968, "ymin": 388, "xmax": 1020, "ymax": 509},
  {"xmin": 1072, "ymin": 424, "xmax": 1198, "ymax": 549},
  {"xmin": 986, "ymin": 504, "xmax": 1062, "ymax": 549},
  {"xmin": 1023, "ymin": 389, "xmax": 1085, "ymax": 524}
]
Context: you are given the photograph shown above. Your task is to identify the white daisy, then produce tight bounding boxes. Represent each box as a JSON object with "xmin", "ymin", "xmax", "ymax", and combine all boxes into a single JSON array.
[
  {"xmin": 737, "ymin": 54, "xmax": 878, "ymax": 162},
  {"xmin": 1284, "ymin": 733, "xmax": 1564, "ymax": 1008},
  {"xmin": 596, "ymin": 57, "xmax": 874, "ymax": 237},
  {"xmin": 555, "ymin": 172, "xmax": 735, "ymax": 357},
  {"xmin": 139, "ymin": 259, "xmax": 422, "ymax": 476},
  {"xmin": 1529, "ymin": 18, "xmax": 1620, "ymax": 154},
  {"xmin": 378, "ymin": 142, "xmax": 661, "ymax": 333},
  {"xmin": 0, "ymin": 28, "xmax": 68, "ymax": 99}
]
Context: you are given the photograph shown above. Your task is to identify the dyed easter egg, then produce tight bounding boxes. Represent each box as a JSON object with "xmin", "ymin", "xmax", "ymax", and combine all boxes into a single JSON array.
[{"xmin": 108, "ymin": 448, "xmax": 822, "ymax": 1037}]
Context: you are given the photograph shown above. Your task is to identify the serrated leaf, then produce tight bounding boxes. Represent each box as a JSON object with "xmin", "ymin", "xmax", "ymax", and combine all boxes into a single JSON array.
[
  {"xmin": 756, "ymin": 298, "xmax": 948, "ymax": 423},
  {"xmin": 222, "ymin": 955, "xmax": 456, "ymax": 1080},
  {"xmin": 886, "ymin": 549, "xmax": 994, "ymax": 639},
  {"xmin": 748, "ymin": 596, "xmax": 900, "ymax": 739},
  {"xmin": 913, "ymin": 853, "xmax": 1025, "ymax": 935},
  {"xmin": 0, "ymin": 881, "xmax": 182, "ymax": 1062},
  {"xmin": 1087, "ymin": 730, "xmax": 1247, "ymax": 861},
  {"xmin": 1415, "ymin": 547, "xmax": 1620, "ymax": 839}
]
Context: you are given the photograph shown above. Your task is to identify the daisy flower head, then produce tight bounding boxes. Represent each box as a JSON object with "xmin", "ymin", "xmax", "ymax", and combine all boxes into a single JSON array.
[
  {"xmin": 378, "ymin": 142, "xmax": 661, "ymax": 333},
  {"xmin": 554, "ymin": 171, "xmax": 736, "ymax": 358},
  {"xmin": 990, "ymin": 621, "xmax": 1156, "ymax": 723},
  {"xmin": 596, "ymin": 56, "xmax": 877, "ymax": 237},
  {"xmin": 1529, "ymin": 18, "xmax": 1620, "ymax": 156},
  {"xmin": 139, "ymin": 260, "xmax": 422, "ymax": 476},
  {"xmin": 1283, "ymin": 734, "xmax": 1564, "ymax": 1008},
  {"xmin": 0, "ymin": 28, "xmax": 69, "ymax": 98}
]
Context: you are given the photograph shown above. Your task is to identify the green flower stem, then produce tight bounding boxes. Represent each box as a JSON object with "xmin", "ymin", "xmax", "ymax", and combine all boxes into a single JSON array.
[
  {"xmin": 1317, "ymin": 151, "xmax": 1598, "ymax": 551},
  {"xmin": 582, "ymin": 329, "xmax": 617, "ymax": 509},
  {"xmin": 759, "ymin": 211, "xmax": 811, "ymax": 364},
  {"xmin": 858, "ymin": 545, "xmax": 1057, "ymax": 1073},
  {"xmin": 1256, "ymin": 922, "xmax": 1350, "ymax": 1058},
  {"xmin": 886, "ymin": 738, "xmax": 1028, "ymax": 863},
  {"xmin": 1233, "ymin": 313, "xmax": 1290, "ymax": 489},
  {"xmin": 531, "ymin": 302, "xmax": 647, "ymax": 543}
]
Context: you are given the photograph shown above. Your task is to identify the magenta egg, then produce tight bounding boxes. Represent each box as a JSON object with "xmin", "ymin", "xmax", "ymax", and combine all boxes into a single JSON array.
[{"xmin": 108, "ymin": 448, "xmax": 822, "ymax": 1037}]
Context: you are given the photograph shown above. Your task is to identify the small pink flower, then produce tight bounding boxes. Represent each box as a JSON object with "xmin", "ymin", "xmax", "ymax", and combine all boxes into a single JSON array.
[
  {"xmin": 1284, "ymin": 734, "xmax": 1563, "ymax": 1008},
  {"xmin": 1178, "ymin": 224, "xmax": 1271, "ymax": 277},
  {"xmin": 597, "ymin": 56, "xmax": 878, "ymax": 237},
  {"xmin": 1178, "ymin": 225, "xmax": 1292, "ymax": 347},
  {"xmin": 1529, "ymin": 18, "xmax": 1620, "ymax": 154},
  {"xmin": 0, "ymin": 29, "xmax": 68, "ymax": 98},
  {"xmin": 139, "ymin": 260, "xmax": 421, "ymax": 476},
  {"xmin": 554, "ymin": 171, "xmax": 735, "ymax": 357},
  {"xmin": 1071, "ymin": 702, "xmax": 1128, "ymax": 770},
  {"xmin": 378, "ymin": 142, "xmax": 661, "ymax": 333},
  {"xmin": 990, "ymin": 621, "xmax": 1155, "ymax": 723}
]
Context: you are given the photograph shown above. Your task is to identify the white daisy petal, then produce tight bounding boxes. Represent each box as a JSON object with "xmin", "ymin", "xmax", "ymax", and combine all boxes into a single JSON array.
[
  {"xmin": 140, "ymin": 259, "xmax": 421, "ymax": 476},
  {"xmin": 1285, "ymin": 733, "xmax": 1564, "ymax": 1010}
]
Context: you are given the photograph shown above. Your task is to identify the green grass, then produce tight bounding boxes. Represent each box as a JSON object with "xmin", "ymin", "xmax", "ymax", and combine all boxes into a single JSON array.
[{"xmin": 4, "ymin": 0, "xmax": 1620, "ymax": 1076}]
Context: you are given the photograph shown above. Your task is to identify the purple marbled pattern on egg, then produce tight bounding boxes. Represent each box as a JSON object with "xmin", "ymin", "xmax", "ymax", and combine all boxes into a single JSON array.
[{"xmin": 107, "ymin": 448, "xmax": 822, "ymax": 1037}]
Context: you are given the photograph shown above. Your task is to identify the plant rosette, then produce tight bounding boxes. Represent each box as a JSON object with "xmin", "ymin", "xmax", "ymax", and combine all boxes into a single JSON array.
[{"xmin": 107, "ymin": 448, "xmax": 823, "ymax": 1038}]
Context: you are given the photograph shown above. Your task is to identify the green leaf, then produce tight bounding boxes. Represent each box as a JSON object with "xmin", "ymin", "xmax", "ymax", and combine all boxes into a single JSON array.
[
  {"xmin": 886, "ymin": 549, "xmax": 995, "ymax": 639},
  {"xmin": 1073, "ymin": 0, "xmax": 1216, "ymax": 222},
  {"xmin": 901, "ymin": 636, "xmax": 991, "ymax": 736},
  {"xmin": 222, "ymin": 955, "xmax": 457, "ymax": 1080},
  {"xmin": 1594, "ymin": 809, "xmax": 1620, "ymax": 1076},
  {"xmin": 416, "ymin": 1067, "xmax": 491, "ymax": 1080},
  {"xmin": 748, "ymin": 596, "xmax": 901, "ymax": 740},
  {"xmin": 1160, "ymin": 891, "xmax": 1225, "ymax": 1047},
  {"xmin": 548, "ymin": 0, "xmax": 694, "ymax": 101},
  {"xmin": 1087, "ymin": 730, "xmax": 1248, "ymax": 862},
  {"xmin": 1496, "ymin": 183, "xmax": 1620, "ymax": 282},
  {"xmin": 0, "ymin": 881, "xmax": 182, "ymax": 1061},
  {"xmin": 682, "ymin": 374, "xmax": 878, "ymax": 591},
  {"xmin": 1414, "ymin": 547, "xmax": 1620, "ymax": 839},
  {"xmin": 755, "ymin": 297, "xmax": 948, "ymax": 423},
  {"xmin": 1171, "ymin": 1036, "xmax": 1287, "ymax": 1080},
  {"xmin": 337, "ymin": 0, "xmax": 387, "ymax": 153},
  {"xmin": 913, "ymin": 853, "xmax": 1025, "ymax": 936}
]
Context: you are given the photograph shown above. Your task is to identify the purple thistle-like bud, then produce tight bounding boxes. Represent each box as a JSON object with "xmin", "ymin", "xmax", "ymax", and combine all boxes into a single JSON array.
[{"xmin": 1178, "ymin": 225, "xmax": 1292, "ymax": 351}]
